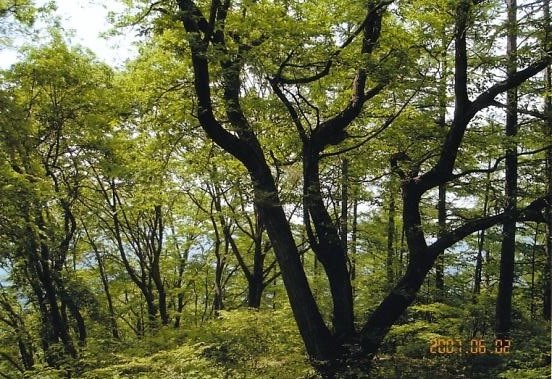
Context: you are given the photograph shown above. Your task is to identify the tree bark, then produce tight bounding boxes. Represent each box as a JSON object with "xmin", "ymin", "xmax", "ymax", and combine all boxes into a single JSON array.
[
  {"xmin": 386, "ymin": 175, "xmax": 396, "ymax": 288},
  {"xmin": 435, "ymin": 185, "xmax": 446, "ymax": 301},
  {"xmin": 149, "ymin": 205, "xmax": 169, "ymax": 325},
  {"xmin": 177, "ymin": 0, "xmax": 338, "ymax": 361},
  {"xmin": 27, "ymin": 213, "xmax": 77, "ymax": 362},
  {"xmin": 303, "ymin": 147, "xmax": 355, "ymax": 342},
  {"xmin": 97, "ymin": 251, "xmax": 120, "ymax": 339},
  {"xmin": 175, "ymin": 0, "xmax": 550, "ymax": 371},
  {"xmin": 211, "ymin": 190, "xmax": 228, "ymax": 313},
  {"xmin": 350, "ymin": 198, "xmax": 358, "ymax": 296},
  {"xmin": 495, "ymin": 0, "xmax": 518, "ymax": 340},
  {"xmin": 60, "ymin": 288, "xmax": 87, "ymax": 346},
  {"xmin": 83, "ymin": 225, "xmax": 119, "ymax": 338},
  {"xmin": 247, "ymin": 228, "xmax": 266, "ymax": 308},
  {"xmin": 543, "ymin": 0, "xmax": 551, "ymax": 322},
  {"xmin": 435, "ymin": 36, "xmax": 448, "ymax": 302},
  {"xmin": 474, "ymin": 165, "xmax": 492, "ymax": 297},
  {"xmin": 340, "ymin": 158, "xmax": 349, "ymax": 256},
  {"xmin": 0, "ymin": 292, "xmax": 35, "ymax": 370}
]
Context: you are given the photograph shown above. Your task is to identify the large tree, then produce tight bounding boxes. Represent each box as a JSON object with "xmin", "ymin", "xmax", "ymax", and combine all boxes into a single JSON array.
[
  {"xmin": 2, "ymin": 0, "xmax": 549, "ymax": 376},
  {"xmin": 151, "ymin": 0, "xmax": 552, "ymax": 375}
]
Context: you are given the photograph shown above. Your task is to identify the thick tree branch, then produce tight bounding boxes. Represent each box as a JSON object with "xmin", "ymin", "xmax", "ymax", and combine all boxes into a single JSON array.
[
  {"xmin": 320, "ymin": 86, "xmax": 417, "ymax": 159},
  {"xmin": 177, "ymin": 0, "xmax": 256, "ymax": 166},
  {"xmin": 313, "ymin": 82, "xmax": 386, "ymax": 152},
  {"xmin": 273, "ymin": 0, "xmax": 393, "ymax": 85},
  {"xmin": 472, "ymin": 58, "xmax": 551, "ymax": 114},
  {"xmin": 428, "ymin": 196, "xmax": 548, "ymax": 259},
  {"xmin": 450, "ymin": 145, "xmax": 551, "ymax": 181}
]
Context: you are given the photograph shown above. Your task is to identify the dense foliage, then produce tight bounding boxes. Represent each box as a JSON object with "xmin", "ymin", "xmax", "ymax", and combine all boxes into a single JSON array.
[{"xmin": 0, "ymin": 0, "xmax": 550, "ymax": 378}]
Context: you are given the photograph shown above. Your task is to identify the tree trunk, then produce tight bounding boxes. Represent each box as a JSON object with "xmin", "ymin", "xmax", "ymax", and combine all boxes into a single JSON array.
[
  {"xmin": 495, "ymin": 0, "xmax": 518, "ymax": 340},
  {"xmin": 360, "ymin": 184, "xmax": 430, "ymax": 356},
  {"xmin": 340, "ymin": 158, "xmax": 349, "ymax": 255},
  {"xmin": 210, "ymin": 196, "xmax": 226, "ymax": 314},
  {"xmin": 247, "ymin": 234, "xmax": 265, "ymax": 308},
  {"xmin": 435, "ymin": 39, "xmax": 448, "ymax": 302},
  {"xmin": 150, "ymin": 205, "xmax": 169, "ymax": 325},
  {"xmin": 143, "ymin": 288, "xmax": 158, "ymax": 327},
  {"xmin": 435, "ymin": 184, "xmax": 446, "ymax": 301},
  {"xmin": 170, "ymin": 215, "xmax": 191, "ymax": 328},
  {"xmin": 0, "ymin": 292, "xmax": 35, "ymax": 370},
  {"xmin": 84, "ymin": 226, "xmax": 120, "ymax": 339},
  {"xmin": 530, "ymin": 225, "xmax": 539, "ymax": 319},
  {"xmin": 61, "ymin": 290, "xmax": 87, "ymax": 346},
  {"xmin": 543, "ymin": 0, "xmax": 551, "ymax": 321},
  {"xmin": 474, "ymin": 165, "xmax": 492, "ymax": 297},
  {"xmin": 350, "ymin": 198, "xmax": 358, "ymax": 297},
  {"xmin": 18, "ymin": 338, "xmax": 34, "ymax": 371},
  {"xmin": 98, "ymin": 255, "xmax": 119, "ymax": 338},
  {"xmin": 304, "ymin": 147, "xmax": 355, "ymax": 342},
  {"xmin": 386, "ymin": 176, "xmax": 396, "ymax": 288},
  {"xmin": 27, "ymin": 217, "xmax": 77, "ymax": 362},
  {"xmin": 213, "ymin": 251, "xmax": 225, "ymax": 313},
  {"xmin": 154, "ymin": 281, "xmax": 168, "ymax": 325},
  {"xmin": 108, "ymin": 184, "xmax": 166, "ymax": 329},
  {"xmin": 360, "ymin": 254, "xmax": 433, "ymax": 355},
  {"xmin": 43, "ymin": 273, "xmax": 77, "ymax": 358},
  {"xmin": 251, "ymin": 167, "xmax": 337, "ymax": 361}
]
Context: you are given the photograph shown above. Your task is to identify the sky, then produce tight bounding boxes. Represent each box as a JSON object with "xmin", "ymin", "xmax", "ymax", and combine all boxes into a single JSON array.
[
  {"xmin": 54, "ymin": 0, "xmax": 137, "ymax": 66},
  {"xmin": 1, "ymin": 0, "xmax": 138, "ymax": 68}
]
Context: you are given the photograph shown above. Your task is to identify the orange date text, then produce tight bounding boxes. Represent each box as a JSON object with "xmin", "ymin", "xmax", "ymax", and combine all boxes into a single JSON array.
[{"xmin": 429, "ymin": 338, "xmax": 511, "ymax": 355}]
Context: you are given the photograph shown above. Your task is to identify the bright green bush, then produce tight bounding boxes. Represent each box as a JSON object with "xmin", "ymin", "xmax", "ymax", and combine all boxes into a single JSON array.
[{"xmin": 76, "ymin": 308, "xmax": 314, "ymax": 379}]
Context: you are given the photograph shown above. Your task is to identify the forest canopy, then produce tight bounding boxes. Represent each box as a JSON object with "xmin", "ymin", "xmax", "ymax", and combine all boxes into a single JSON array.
[{"xmin": 0, "ymin": 0, "xmax": 550, "ymax": 378}]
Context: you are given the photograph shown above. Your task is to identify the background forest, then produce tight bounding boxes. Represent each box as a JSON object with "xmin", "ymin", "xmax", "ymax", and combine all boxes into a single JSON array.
[{"xmin": 0, "ymin": 0, "xmax": 550, "ymax": 378}]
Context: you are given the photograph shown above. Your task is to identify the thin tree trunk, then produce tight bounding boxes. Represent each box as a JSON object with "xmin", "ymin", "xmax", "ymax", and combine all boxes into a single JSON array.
[
  {"xmin": 435, "ymin": 184, "xmax": 446, "ymax": 301},
  {"xmin": 340, "ymin": 158, "xmax": 349, "ymax": 255},
  {"xmin": 42, "ymin": 273, "xmax": 76, "ymax": 358},
  {"xmin": 543, "ymin": 0, "xmax": 551, "ymax": 321},
  {"xmin": 474, "ymin": 166, "xmax": 491, "ymax": 297},
  {"xmin": 211, "ymin": 194, "xmax": 226, "ymax": 313},
  {"xmin": 530, "ymin": 225, "xmax": 539, "ymax": 319},
  {"xmin": 435, "ymin": 38, "xmax": 448, "ymax": 302},
  {"xmin": 150, "ymin": 205, "xmax": 169, "ymax": 325},
  {"xmin": 386, "ymin": 177, "xmax": 396, "ymax": 288},
  {"xmin": 495, "ymin": 0, "xmax": 518, "ymax": 340},
  {"xmin": 248, "ymin": 234, "xmax": 265, "ymax": 308},
  {"xmin": 97, "ymin": 252, "xmax": 120, "ymax": 339},
  {"xmin": 83, "ymin": 225, "xmax": 119, "ymax": 338},
  {"xmin": 61, "ymin": 289, "xmax": 87, "ymax": 346},
  {"xmin": 18, "ymin": 338, "xmax": 34, "ymax": 371},
  {"xmin": 29, "ymin": 222, "xmax": 76, "ymax": 360},
  {"xmin": 350, "ymin": 198, "xmax": 358, "ymax": 297},
  {"xmin": 0, "ymin": 292, "xmax": 35, "ymax": 370},
  {"xmin": 168, "ymin": 209, "xmax": 193, "ymax": 328}
]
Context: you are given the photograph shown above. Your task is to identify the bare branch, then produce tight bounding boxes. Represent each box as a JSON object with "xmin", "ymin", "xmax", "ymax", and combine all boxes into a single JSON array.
[
  {"xmin": 428, "ymin": 196, "xmax": 548, "ymax": 259},
  {"xmin": 321, "ymin": 85, "xmax": 417, "ymax": 158},
  {"xmin": 273, "ymin": 1, "xmax": 392, "ymax": 85},
  {"xmin": 450, "ymin": 145, "xmax": 552, "ymax": 181}
]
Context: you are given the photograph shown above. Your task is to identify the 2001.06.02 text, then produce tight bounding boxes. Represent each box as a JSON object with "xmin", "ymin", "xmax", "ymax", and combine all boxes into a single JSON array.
[{"xmin": 429, "ymin": 339, "xmax": 511, "ymax": 354}]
